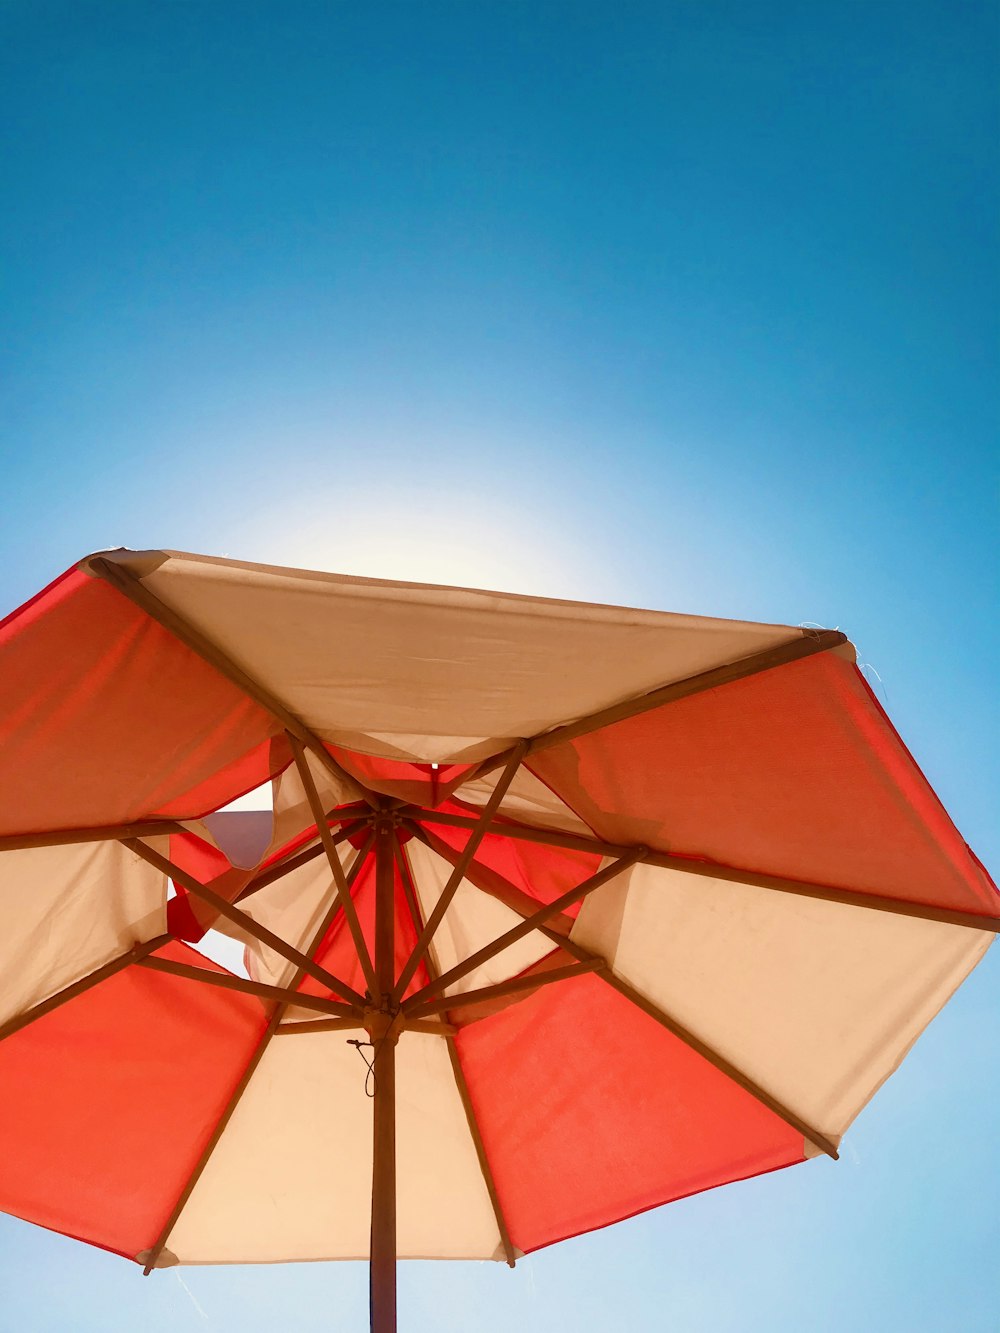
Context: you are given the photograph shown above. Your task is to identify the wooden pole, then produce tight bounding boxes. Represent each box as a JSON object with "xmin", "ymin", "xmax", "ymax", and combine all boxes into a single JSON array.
[{"xmin": 369, "ymin": 815, "xmax": 398, "ymax": 1333}]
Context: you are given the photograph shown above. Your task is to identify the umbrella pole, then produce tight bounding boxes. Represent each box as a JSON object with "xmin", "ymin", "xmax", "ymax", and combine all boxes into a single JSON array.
[{"xmin": 370, "ymin": 816, "xmax": 398, "ymax": 1333}]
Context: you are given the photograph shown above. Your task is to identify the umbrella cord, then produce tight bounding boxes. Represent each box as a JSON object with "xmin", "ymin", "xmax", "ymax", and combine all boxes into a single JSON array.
[
  {"xmin": 348, "ymin": 1010, "xmax": 403, "ymax": 1097},
  {"xmin": 347, "ymin": 1039, "xmax": 378, "ymax": 1097}
]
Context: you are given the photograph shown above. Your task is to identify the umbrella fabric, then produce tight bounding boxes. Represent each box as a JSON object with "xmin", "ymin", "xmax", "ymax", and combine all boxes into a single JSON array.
[{"xmin": 0, "ymin": 549, "xmax": 994, "ymax": 1283}]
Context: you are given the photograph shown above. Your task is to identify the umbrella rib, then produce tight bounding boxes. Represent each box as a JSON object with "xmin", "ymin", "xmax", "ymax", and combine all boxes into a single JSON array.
[
  {"xmin": 407, "ymin": 959, "xmax": 604, "ymax": 1019},
  {"xmin": 0, "ymin": 822, "xmax": 182, "ymax": 852},
  {"xmin": 393, "ymin": 829, "xmax": 433, "ymax": 977},
  {"xmin": 404, "ymin": 819, "xmax": 576, "ymax": 936},
  {"xmin": 412, "ymin": 809, "xmax": 1000, "ymax": 934},
  {"xmin": 400, "ymin": 1017, "xmax": 458, "ymax": 1035},
  {"xmin": 134, "ymin": 955, "xmax": 361, "ymax": 1018},
  {"xmin": 549, "ymin": 929, "xmax": 841, "ymax": 1161},
  {"xmin": 276, "ymin": 1016, "xmax": 456, "ymax": 1036},
  {"xmin": 276, "ymin": 1017, "xmax": 369, "ymax": 1034},
  {"xmin": 287, "ymin": 734, "xmax": 378, "ymax": 995},
  {"xmin": 139, "ymin": 836, "xmax": 375, "ymax": 1274},
  {"xmin": 139, "ymin": 1005, "xmax": 285, "ymax": 1274},
  {"xmin": 235, "ymin": 817, "xmax": 368, "ymax": 903},
  {"xmin": 391, "ymin": 743, "xmax": 528, "ymax": 1004},
  {"xmin": 82, "ymin": 554, "xmax": 383, "ymax": 810},
  {"xmin": 393, "ymin": 832, "xmax": 518, "ymax": 1269},
  {"xmin": 122, "ymin": 837, "xmax": 368, "ymax": 1008},
  {"xmin": 402, "ymin": 844, "xmax": 842, "ymax": 1162},
  {"xmin": 402, "ymin": 850, "xmax": 647, "ymax": 1013},
  {"xmin": 0, "ymin": 933, "xmax": 173, "ymax": 1045},
  {"xmin": 468, "ymin": 628, "xmax": 848, "ymax": 782},
  {"xmin": 411, "ymin": 807, "xmax": 649, "ymax": 859}
]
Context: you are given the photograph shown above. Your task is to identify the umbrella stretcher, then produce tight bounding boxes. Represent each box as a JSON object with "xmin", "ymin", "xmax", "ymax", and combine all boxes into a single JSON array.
[{"xmin": 0, "ymin": 549, "xmax": 996, "ymax": 1333}]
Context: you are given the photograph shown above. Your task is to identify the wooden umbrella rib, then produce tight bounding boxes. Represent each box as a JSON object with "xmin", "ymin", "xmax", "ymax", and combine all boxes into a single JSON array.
[
  {"xmin": 636, "ymin": 855, "xmax": 1000, "ymax": 933},
  {"xmin": 235, "ymin": 818, "xmax": 367, "ymax": 902},
  {"xmin": 445, "ymin": 1040, "xmax": 518, "ymax": 1269},
  {"xmin": 288, "ymin": 734, "xmax": 378, "ymax": 994},
  {"xmin": 403, "ymin": 850, "xmax": 646, "ymax": 1012},
  {"xmin": 140, "ymin": 836, "xmax": 376, "ymax": 1273},
  {"xmin": 391, "ymin": 742, "xmax": 528, "ymax": 1004},
  {"xmin": 276, "ymin": 1016, "xmax": 456, "ymax": 1036},
  {"xmin": 135, "ymin": 955, "xmax": 361, "ymax": 1017},
  {"xmin": 393, "ymin": 832, "xmax": 518, "ymax": 1269},
  {"xmin": 401, "ymin": 1018, "xmax": 457, "ymax": 1036},
  {"xmin": 403, "ymin": 820, "xmax": 576, "ymax": 937},
  {"xmin": 265, "ymin": 834, "xmax": 380, "ymax": 1033},
  {"xmin": 399, "ymin": 841, "xmax": 841, "ymax": 1163},
  {"xmin": 407, "ymin": 959, "xmax": 604, "ymax": 1019},
  {"xmin": 412, "ymin": 809, "xmax": 1000, "ymax": 934},
  {"xmin": 0, "ymin": 933, "xmax": 173, "ymax": 1045},
  {"xmin": 0, "ymin": 822, "xmax": 182, "ymax": 852},
  {"xmin": 469, "ymin": 628, "xmax": 848, "ymax": 782},
  {"xmin": 140, "ymin": 1003, "xmax": 284, "ymax": 1273},
  {"xmin": 276, "ymin": 1017, "xmax": 368, "ymax": 1034},
  {"xmin": 603, "ymin": 970, "xmax": 842, "ymax": 1161},
  {"xmin": 122, "ymin": 837, "xmax": 368, "ymax": 1008},
  {"xmin": 393, "ymin": 830, "xmax": 430, "ymax": 969},
  {"xmin": 289, "ymin": 829, "xmax": 374, "ymax": 984},
  {"xmin": 412, "ymin": 807, "xmax": 634, "ymax": 858},
  {"xmin": 546, "ymin": 927, "xmax": 840, "ymax": 1161},
  {"xmin": 83, "ymin": 554, "xmax": 383, "ymax": 810}
]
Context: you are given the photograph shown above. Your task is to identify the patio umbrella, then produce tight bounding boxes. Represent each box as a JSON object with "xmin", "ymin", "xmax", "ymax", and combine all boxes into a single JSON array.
[{"xmin": 0, "ymin": 548, "xmax": 996, "ymax": 1333}]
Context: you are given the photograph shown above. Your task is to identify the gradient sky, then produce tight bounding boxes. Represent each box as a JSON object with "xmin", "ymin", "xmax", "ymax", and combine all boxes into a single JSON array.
[{"xmin": 1, "ymin": 3, "xmax": 997, "ymax": 1330}]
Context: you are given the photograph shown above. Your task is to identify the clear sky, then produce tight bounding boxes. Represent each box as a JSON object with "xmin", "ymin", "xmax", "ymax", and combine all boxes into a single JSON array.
[{"xmin": 1, "ymin": 3, "xmax": 997, "ymax": 1330}]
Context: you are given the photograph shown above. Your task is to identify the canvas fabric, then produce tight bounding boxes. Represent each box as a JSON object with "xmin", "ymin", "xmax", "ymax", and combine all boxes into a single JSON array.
[{"xmin": 0, "ymin": 549, "xmax": 994, "ymax": 1266}]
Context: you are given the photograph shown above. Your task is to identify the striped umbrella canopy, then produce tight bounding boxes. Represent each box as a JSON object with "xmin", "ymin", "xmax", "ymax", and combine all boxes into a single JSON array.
[{"xmin": 1, "ymin": 548, "xmax": 995, "ymax": 1333}]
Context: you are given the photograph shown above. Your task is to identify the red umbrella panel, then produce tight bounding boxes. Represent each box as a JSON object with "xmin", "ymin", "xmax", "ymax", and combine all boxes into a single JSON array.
[{"xmin": 0, "ymin": 549, "xmax": 995, "ymax": 1333}]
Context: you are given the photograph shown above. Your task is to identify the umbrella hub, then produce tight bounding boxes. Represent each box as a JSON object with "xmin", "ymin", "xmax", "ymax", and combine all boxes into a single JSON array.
[{"xmin": 362, "ymin": 1004, "xmax": 401, "ymax": 1046}]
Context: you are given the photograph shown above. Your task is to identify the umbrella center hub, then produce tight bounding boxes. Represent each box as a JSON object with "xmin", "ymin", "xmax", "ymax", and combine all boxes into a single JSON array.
[{"xmin": 362, "ymin": 1004, "xmax": 401, "ymax": 1046}]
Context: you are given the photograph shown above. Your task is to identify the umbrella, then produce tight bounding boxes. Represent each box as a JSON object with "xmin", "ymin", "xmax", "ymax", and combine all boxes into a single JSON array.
[{"xmin": 0, "ymin": 547, "xmax": 995, "ymax": 1333}]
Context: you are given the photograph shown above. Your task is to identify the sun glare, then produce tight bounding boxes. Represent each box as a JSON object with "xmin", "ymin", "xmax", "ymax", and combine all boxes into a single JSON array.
[{"xmin": 225, "ymin": 490, "xmax": 600, "ymax": 601}]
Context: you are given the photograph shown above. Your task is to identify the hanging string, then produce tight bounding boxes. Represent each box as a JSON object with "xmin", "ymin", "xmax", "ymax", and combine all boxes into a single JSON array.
[
  {"xmin": 348, "ymin": 1038, "xmax": 378, "ymax": 1097},
  {"xmin": 348, "ymin": 1010, "xmax": 403, "ymax": 1097}
]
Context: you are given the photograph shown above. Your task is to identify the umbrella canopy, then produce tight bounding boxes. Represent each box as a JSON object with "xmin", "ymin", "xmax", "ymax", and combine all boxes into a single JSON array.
[{"xmin": 0, "ymin": 548, "xmax": 996, "ymax": 1332}]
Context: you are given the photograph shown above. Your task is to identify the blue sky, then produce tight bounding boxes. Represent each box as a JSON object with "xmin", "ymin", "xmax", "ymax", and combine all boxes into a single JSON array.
[{"xmin": 1, "ymin": 3, "xmax": 997, "ymax": 1329}]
